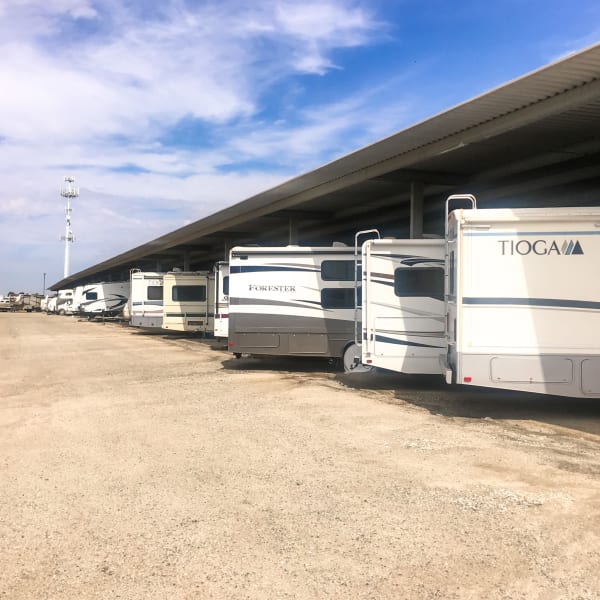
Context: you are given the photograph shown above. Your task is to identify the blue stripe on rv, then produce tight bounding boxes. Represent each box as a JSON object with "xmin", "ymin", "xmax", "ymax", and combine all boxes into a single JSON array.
[
  {"xmin": 463, "ymin": 297, "xmax": 600, "ymax": 310},
  {"xmin": 375, "ymin": 334, "xmax": 445, "ymax": 349},
  {"xmin": 230, "ymin": 266, "xmax": 318, "ymax": 274}
]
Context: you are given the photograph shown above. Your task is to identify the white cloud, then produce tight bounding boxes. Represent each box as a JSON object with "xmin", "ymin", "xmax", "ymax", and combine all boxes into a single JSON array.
[{"xmin": 0, "ymin": 0, "xmax": 398, "ymax": 292}]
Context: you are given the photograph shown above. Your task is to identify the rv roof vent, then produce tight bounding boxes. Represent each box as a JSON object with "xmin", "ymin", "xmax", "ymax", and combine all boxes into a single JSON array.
[
  {"xmin": 172, "ymin": 267, "xmax": 182, "ymax": 272},
  {"xmin": 332, "ymin": 241, "xmax": 347, "ymax": 247}
]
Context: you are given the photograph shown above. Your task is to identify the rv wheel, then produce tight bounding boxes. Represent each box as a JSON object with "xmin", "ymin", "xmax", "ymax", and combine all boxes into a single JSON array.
[
  {"xmin": 342, "ymin": 343, "xmax": 373, "ymax": 374},
  {"xmin": 58, "ymin": 309, "xmax": 66, "ymax": 316}
]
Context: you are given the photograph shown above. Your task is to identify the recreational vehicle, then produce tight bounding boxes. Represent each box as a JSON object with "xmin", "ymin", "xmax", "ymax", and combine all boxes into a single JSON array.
[
  {"xmin": 55, "ymin": 289, "xmax": 76, "ymax": 315},
  {"xmin": 162, "ymin": 271, "xmax": 214, "ymax": 333},
  {"xmin": 213, "ymin": 262, "xmax": 230, "ymax": 339},
  {"xmin": 45, "ymin": 296, "xmax": 57, "ymax": 313},
  {"xmin": 228, "ymin": 245, "xmax": 369, "ymax": 368},
  {"xmin": 360, "ymin": 238, "xmax": 446, "ymax": 374},
  {"xmin": 22, "ymin": 294, "xmax": 42, "ymax": 312},
  {"xmin": 76, "ymin": 282, "xmax": 129, "ymax": 318},
  {"xmin": 129, "ymin": 270, "xmax": 165, "ymax": 329},
  {"xmin": 442, "ymin": 201, "xmax": 600, "ymax": 398},
  {"xmin": 0, "ymin": 295, "xmax": 12, "ymax": 311}
]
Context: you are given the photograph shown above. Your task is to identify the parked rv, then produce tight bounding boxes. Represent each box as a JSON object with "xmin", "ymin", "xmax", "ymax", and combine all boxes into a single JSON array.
[
  {"xmin": 22, "ymin": 294, "xmax": 42, "ymax": 312},
  {"xmin": 0, "ymin": 295, "xmax": 12, "ymax": 312},
  {"xmin": 442, "ymin": 200, "xmax": 600, "ymax": 398},
  {"xmin": 360, "ymin": 238, "xmax": 446, "ymax": 375},
  {"xmin": 228, "ymin": 245, "xmax": 367, "ymax": 368},
  {"xmin": 213, "ymin": 262, "xmax": 229, "ymax": 339},
  {"xmin": 76, "ymin": 282, "xmax": 130, "ymax": 318},
  {"xmin": 55, "ymin": 289, "xmax": 76, "ymax": 315},
  {"xmin": 162, "ymin": 271, "xmax": 214, "ymax": 334},
  {"xmin": 129, "ymin": 270, "xmax": 165, "ymax": 329}
]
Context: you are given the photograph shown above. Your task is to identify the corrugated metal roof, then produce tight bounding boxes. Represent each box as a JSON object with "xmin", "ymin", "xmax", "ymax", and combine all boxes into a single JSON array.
[{"xmin": 51, "ymin": 42, "xmax": 600, "ymax": 290}]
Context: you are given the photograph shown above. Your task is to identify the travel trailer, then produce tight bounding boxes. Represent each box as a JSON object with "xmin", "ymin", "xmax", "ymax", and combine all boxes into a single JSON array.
[
  {"xmin": 22, "ymin": 294, "xmax": 42, "ymax": 312},
  {"xmin": 162, "ymin": 271, "xmax": 214, "ymax": 333},
  {"xmin": 442, "ymin": 200, "xmax": 600, "ymax": 398},
  {"xmin": 0, "ymin": 295, "xmax": 12, "ymax": 311},
  {"xmin": 75, "ymin": 282, "xmax": 129, "ymax": 318},
  {"xmin": 213, "ymin": 262, "xmax": 230, "ymax": 339},
  {"xmin": 228, "ymin": 244, "xmax": 370, "ymax": 368},
  {"xmin": 129, "ymin": 270, "xmax": 165, "ymax": 329},
  {"xmin": 360, "ymin": 238, "xmax": 446, "ymax": 375}
]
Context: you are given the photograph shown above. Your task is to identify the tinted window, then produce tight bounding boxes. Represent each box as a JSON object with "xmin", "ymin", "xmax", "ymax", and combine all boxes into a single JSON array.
[
  {"xmin": 85, "ymin": 291, "xmax": 98, "ymax": 300},
  {"xmin": 321, "ymin": 260, "xmax": 360, "ymax": 281},
  {"xmin": 172, "ymin": 285, "xmax": 206, "ymax": 302},
  {"xmin": 394, "ymin": 268, "xmax": 444, "ymax": 300},
  {"xmin": 321, "ymin": 287, "xmax": 361, "ymax": 309},
  {"xmin": 147, "ymin": 286, "xmax": 162, "ymax": 300},
  {"xmin": 222, "ymin": 276, "xmax": 229, "ymax": 296}
]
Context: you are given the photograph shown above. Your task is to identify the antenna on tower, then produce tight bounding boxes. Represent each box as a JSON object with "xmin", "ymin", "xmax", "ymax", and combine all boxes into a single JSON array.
[{"xmin": 60, "ymin": 176, "xmax": 79, "ymax": 278}]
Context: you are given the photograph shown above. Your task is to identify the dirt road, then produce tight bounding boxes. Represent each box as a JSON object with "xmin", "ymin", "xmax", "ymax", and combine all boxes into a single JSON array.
[{"xmin": 1, "ymin": 313, "xmax": 599, "ymax": 599}]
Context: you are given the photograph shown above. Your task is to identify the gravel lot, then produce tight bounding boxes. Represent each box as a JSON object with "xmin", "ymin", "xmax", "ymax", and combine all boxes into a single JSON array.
[{"xmin": 1, "ymin": 312, "xmax": 599, "ymax": 599}]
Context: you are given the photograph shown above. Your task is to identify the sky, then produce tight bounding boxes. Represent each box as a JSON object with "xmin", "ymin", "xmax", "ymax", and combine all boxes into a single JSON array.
[{"xmin": 1, "ymin": 0, "xmax": 599, "ymax": 293}]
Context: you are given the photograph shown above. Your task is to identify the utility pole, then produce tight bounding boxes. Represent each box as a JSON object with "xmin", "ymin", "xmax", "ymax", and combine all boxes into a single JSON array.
[
  {"xmin": 43, "ymin": 272, "xmax": 46, "ymax": 295},
  {"xmin": 60, "ymin": 176, "xmax": 79, "ymax": 278}
]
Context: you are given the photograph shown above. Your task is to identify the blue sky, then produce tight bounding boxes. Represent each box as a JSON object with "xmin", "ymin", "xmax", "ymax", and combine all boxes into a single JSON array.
[{"xmin": 1, "ymin": 0, "xmax": 599, "ymax": 293}]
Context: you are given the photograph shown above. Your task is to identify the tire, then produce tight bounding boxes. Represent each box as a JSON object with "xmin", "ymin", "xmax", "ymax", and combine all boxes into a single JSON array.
[{"xmin": 342, "ymin": 343, "xmax": 373, "ymax": 374}]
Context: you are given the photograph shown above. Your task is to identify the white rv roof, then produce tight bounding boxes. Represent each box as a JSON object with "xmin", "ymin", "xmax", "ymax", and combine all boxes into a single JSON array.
[
  {"xmin": 457, "ymin": 206, "xmax": 600, "ymax": 224},
  {"xmin": 230, "ymin": 245, "xmax": 354, "ymax": 255}
]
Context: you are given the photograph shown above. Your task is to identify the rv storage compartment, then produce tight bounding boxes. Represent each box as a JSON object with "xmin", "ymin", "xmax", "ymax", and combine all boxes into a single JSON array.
[
  {"xmin": 236, "ymin": 333, "xmax": 280, "ymax": 348},
  {"xmin": 581, "ymin": 359, "xmax": 600, "ymax": 394},
  {"xmin": 490, "ymin": 356, "xmax": 573, "ymax": 384},
  {"xmin": 289, "ymin": 333, "xmax": 328, "ymax": 354}
]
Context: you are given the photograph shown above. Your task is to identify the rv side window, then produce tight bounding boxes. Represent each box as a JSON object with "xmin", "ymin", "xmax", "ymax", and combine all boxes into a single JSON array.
[
  {"xmin": 85, "ymin": 291, "xmax": 98, "ymax": 300},
  {"xmin": 394, "ymin": 268, "xmax": 444, "ymax": 300},
  {"xmin": 321, "ymin": 287, "xmax": 361, "ymax": 309},
  {"xmin": 147, "ymin": 286, "xmax": 162, "ymax": 301},
  {"xmin": 172, "ymin": 285, "xmax": 206, "ymax": 302},
  {"xmin": 321, "ymin": 260, "xmax": 360, "ymax": 281},
  {"xmin": 222, "ymin": 276, "xmax": 229, "ymax": 296}
]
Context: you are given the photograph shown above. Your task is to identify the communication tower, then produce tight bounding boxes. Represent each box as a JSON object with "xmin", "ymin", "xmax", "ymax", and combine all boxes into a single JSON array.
[{"xmin": 60, "ymin": 176, "xmax": 79, "ymax": 278}]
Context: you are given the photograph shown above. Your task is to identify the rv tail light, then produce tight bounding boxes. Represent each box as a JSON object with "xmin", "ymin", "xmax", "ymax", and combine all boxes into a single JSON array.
[
  {"xmin": 366, "ymin": 359, "xmax": 372, "ymax": 364},
  {"xmin": 463, "ymin": 376, "xmax": 472, "ymax": 383},
  {"xmin": 228, "ymin": 341, "xmax": 234, "ymax": 347}
]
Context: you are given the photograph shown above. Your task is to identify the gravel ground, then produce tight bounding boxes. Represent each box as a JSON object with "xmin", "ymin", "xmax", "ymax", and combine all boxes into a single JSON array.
[{"xmin": 1, "ymin": 312, "xmax": 599, "ymax": 599}]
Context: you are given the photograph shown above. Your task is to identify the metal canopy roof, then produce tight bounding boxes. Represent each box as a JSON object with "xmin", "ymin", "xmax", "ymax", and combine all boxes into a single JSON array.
[{"xmin": 51, "ymin": 41, "xmax": 600, "ymax": 290}]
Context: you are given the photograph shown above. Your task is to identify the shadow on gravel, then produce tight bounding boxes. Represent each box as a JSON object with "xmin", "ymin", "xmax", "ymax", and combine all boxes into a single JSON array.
[
  {"xmin": 337, "ymin": 370, "xmax": 600, "ymax": 437},
  {"xmin": 128, "ymin": 328, "xmax": 228, "ymax": 349},
  {"xmin": 222, "ymin": 355, "xmax": 337, "ymax": 374}
]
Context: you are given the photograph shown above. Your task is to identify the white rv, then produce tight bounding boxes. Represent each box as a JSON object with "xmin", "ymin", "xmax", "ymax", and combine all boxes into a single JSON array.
[
  {"xmin": 45, "ymin": 296, "xmax": 57, "ymax": 313},
  {"xmin": 360, "ymin": 238, "xmax": 446, "ymax": 375},
  {"xmin": 162, "ymin": 271, "xmax": 214, "ymax": 333},
  {"xmin": 129, "ymin": 271, "xmax": 165, "ymax": 329},
  {"xmin": 443, "ymin": 203, "xmax": 600, "ymax": 398},
  {"xmin": 0, "ymin": 295, "xmax": 12, "ymax": 311},
  {"xmin": 76, "ymin": 282, "xmax": 129, "ymax": 318},
  {"xmin": 213, "ymin": 262, "xmax": 230, "ymax": 339},
  {"xmin": 228, "ymin": 245, "xmax": 366, "ymax": 367},
  {"xmin": 55, "ymin": 289, "xmax": 76, "ymax": 315}
]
